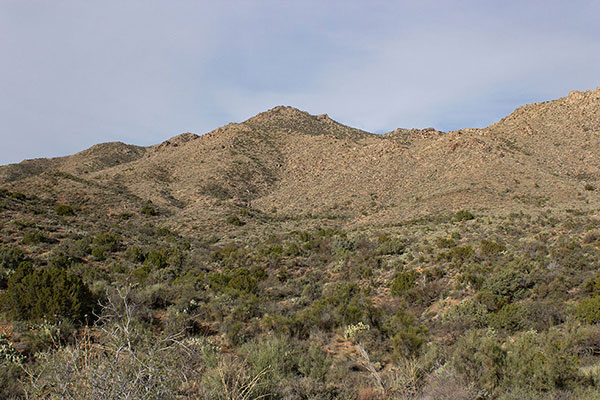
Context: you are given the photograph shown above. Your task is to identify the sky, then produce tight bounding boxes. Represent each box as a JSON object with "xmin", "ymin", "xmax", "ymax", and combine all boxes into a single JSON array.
[{"xmin": 1, "ymin": 0, "xmax": 599, "ymax": 165}]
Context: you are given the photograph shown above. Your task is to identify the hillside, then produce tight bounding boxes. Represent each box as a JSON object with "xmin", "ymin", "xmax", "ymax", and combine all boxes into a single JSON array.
[
  {"xmin": 2, "ymin": 88, "xmax": 600, "ymax": 399},
  {"xmin": 2, "ymin": 88, "xmax": 600, "ymax": 232}
]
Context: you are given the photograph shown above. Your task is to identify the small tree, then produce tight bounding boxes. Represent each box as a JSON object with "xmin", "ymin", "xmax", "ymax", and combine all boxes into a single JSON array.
[{"xmin": 1, "ymin": 263, "xmax": 95, "ymax": 323}]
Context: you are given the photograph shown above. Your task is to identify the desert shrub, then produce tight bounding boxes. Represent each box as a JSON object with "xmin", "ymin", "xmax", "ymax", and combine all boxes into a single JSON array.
[
  {"xmin": 376, "ymin": 237, "xmax": 406, "ymax": 255},
  {"xmin": 582, "ymin": 230, "xmax": 600, "ymax": 244},
  {"xmin": 390, "ymin": 270, "xmax": 419, "ymax": 297},
  {"xmin": 489, "ymin": 303, "xmax": 528, "ymax": 332},
  {"xmin": 16, "ymin": 319, "xmax": 77, "ymax": 355},
  {"xmin": 504, "ymin": 329, "xmax": 579, "ymax": 392},
  {"xmin": 22, "ymin": 229, "xmax": 47, "ymax": 245},
  {"xmin": 1, "ymin": 263, "xmax": 95, "ymax": 323},
  {"xmin": 136, "ymin": 283, "xmax": 173, "ymax": 309},
  {"xmin": 332, "ymin": 236, "xmax": 355, "ymax": 252},
  {"xmin": 131, "ymin": 265, "xmax": 151, "ymax": 282},
  {"xmin": 92, "ymin": 232, "xmax": 121, "ymax": 252},
  {"xmin": 536, "ymin": 304, "xmax": 567, "ymax": 330},
  {"xmin": 0, "ymin": 246, "xmax": 25, "ymax": 288},
  {"xmin": 451, "ymin": 329, "xmax": 505, "ymax": 392},
  {"xmin": 226, "ymin": 215, "xmax": 244, "ymax": 226},
  {"xmin": 141, "ymin": 201, "xmax": 157, "ymax": 216},
  {"xmin": 435, "ymin": 237, "xmax": 456, "ymax": 248},
  {"xmin": 327, "ymin": 283, "xmax": 379, "ymax": 327},
  {"xmin": 576, "ymin": 296, "xmax": 600, "ymax": 324},
  {"xmin": 23, "ymin": 290, "xmax": 204, "ymax": 400},
  {"xmin": 145, "ymin": 249, "xmax": 169, "ymax": 268},
  {"xmin": 441, "ymin": 245, "xmax": 474, "ymax": 263},
  {"xmin": 211, "ymin": 245, "xmax": 249, "ymax": 267},
  {"xmin": 442, "ymin": 299, "xmax": 489, "ymax": 332},
  {"xmin": 385, "ymin": 309, "xmax": 427, "ymax": 356},
  {"xmin": 454, "ymin": 210, "xmax": 475, "ymax": 221},
  {"xmin": 208, "ymin": 267, "xmax": 261, "ymax": 296},
  {"xmin": 10, "ymin": 191, "xmax": 26, "ymax": 200},
  {"xmin": 479, "ymin": 239, "xmax": 506, "ymax": 258},
  {"xmin": 292, "ymin": 283, "xmax": 380, "ymax": 337},
  {"xmin": 47, "ymin": 251, "xmax": 77, "ymax": 269},
  {"xmin": 125, "ymin": 246, "xmax": 146, "ymax": 263},
  {"xmin": 240, "ymin": 335, "xmax": 300, "ymax": 386},
  {"xmin": 479, "ymin": 269, "xmax": 532, "ymax": 311},
  {"xmin": 91, "ymin": 246, "xmax": 106, "ymax": 261},
  {"xmin": 298, "ymin": 343, "xmax": 331, "ymax": 381},
  {"xmin": 61, "ymin": 237, "xmax": 91, "ymax": 259},
  {"xmin": 55, "ymin": 204, "xmax": 75, "ymax": 216},
  {"xmin": 0, "ymin": 334, "xmax": 24, "ymax": 398}
]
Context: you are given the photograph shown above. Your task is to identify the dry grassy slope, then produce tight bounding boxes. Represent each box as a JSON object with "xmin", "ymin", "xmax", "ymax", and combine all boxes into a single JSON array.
[
  {"xmin": 0, "ymin": 142, "xmax": 146, "ymax": 182},
  {"xmin": 1, "ymin": 89, "xmax": 599, "ymax": 229},
  {"xmin": 485, "ymin": 88, "xmax": 600, "ymax": 181}
]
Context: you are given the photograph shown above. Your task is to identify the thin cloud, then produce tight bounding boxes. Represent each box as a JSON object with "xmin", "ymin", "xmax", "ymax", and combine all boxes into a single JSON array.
[{"xmin": 0, "ymin": 0, "xmax": 598, "ymax": 164}]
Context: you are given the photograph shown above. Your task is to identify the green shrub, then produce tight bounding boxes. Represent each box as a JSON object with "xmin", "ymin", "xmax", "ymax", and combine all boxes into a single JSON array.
[
  {"xmin": 126, "ymin": 246, "xmax": 146, "ymax": 263},
  {"xmin": 131, "ymin": 265, "xmax": 151, "ymax": 282},
  {"xmin": 504, "ymin": 329, "xmax": 579, "ymax": 392},
  {"xmin": 145, "ymin": 249, "xmax": 169, "ymax": 269},
  {"xmin": 226, "ymin": 215, "xmax": 245, "ymax": 226},
  {"xmin": 92, "ymin": 232, "xmax": 121, "ymax": 252},
  {"xmin": 1, "ymin": 263, "xmax": 95, "ymax": 323},
  {"xmin": 454, "ymin": 210, "xmax": 475, "ymax": 221},
  {"xmin": 298, "ymin": 343, "xmax": 331, "ymax": 381},
  {"xmin": 479, "ymin": 239, "xmax": 506, "ymax": 258},
  {"xmin": 48, "ymin": 251, "xmax": 76, "ymax": 269},
  {"xmin": 22, "ymin": 230, "xmax": 47, "ymax": 245},
  {"xmin": 141, "ymin": 201, "xmax": 157, "ymax": 216},
  {"xmin": 390, "ymin": 270, "xmax": 419, "ymax": 297},
  {"xmin": 451, "ymin": 329, "xmax": 505, "ymax": 392},
  {"xmin": 435, "ymin": 237, "xmax": 456, "ymax": 249},
  {"xmin": 10, "ymin": 191, "xmax": 26, "ymax": 200},
  {"xmin": 489, "ymin": 303, "xmax": 527, "ymax": 332},
  {"xmin": 480, "ymin": 269, "xmax": 532, "ymax": 311},
  {"xmin": 442, "ymin": 245, "xmax": 474, "ymax": 263},
  {"xmin": 55, "ymin": 204, "xmax": 75, "ymax": 216},
  {"xmin": 240, "ymin": 335, "xmax": 299, "ymax": 385},
  {"xmin": 0, "ymin": 247, "xmax": 25, "ymax": 288},
  {"xmin": 376, "ymin": 237, "xmax": 406, "ymax": 255},
  {"xmin": 576, "ymin": 296, "xmax": 600, "ymax": 324},
  {"xmin": 292, "ymin": 283, "xmax": 380, "ymax": 337},
  {"xmin": 442, "ymin": 299, "xmax": 488, "ymax": 331},
  {"xmin": 386, "ymin": 309, "xmax": 427, "ymax": 355},
  {"xmin": 62, "ymin": 237, "xmax": 91, "ymax": 259},
  {"xmin": 208, "ymin": 268, "xmax": 262, "ymax": 296},
  {"xmin": 91, "ymin": 247, "xmax": 106, "ymax": 261}
]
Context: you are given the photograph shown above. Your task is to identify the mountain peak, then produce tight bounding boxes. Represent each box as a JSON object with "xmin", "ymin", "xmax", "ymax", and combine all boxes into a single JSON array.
[
  {"xmin": 153, "ymin": 132, "xmax": 199, "ymax": 151},
  {"xmin": 245, "ymin": 106, "xmax": 313, "ymax": 124},
  {"xmin": 242, "ymin": 105, "xmax": 371, "ymax": 139},
  {"xmin": 565, "ymin": 87, "xmax": 600, "ymax": 105}
]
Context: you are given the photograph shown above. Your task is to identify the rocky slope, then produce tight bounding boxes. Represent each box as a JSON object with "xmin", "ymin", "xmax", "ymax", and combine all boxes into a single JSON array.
[{"xmin": 1, "ymin": 88, "xmax": 599, "ymax": 231}]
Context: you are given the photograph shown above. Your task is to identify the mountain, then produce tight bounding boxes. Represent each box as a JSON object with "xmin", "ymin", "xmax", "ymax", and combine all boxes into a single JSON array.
[
  {"xmin": 2, "ymin": 88, "xmax": 600, "ymax": 231},
  {"xmin": 3, "ymin": 88, "xmax": 600, "ymax": 399}
]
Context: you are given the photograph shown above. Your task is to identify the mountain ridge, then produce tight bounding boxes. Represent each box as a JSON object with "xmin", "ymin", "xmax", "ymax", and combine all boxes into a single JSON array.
[{"xmin": 1, "ymin": 88, "xmax": 599, "ymax": 231}]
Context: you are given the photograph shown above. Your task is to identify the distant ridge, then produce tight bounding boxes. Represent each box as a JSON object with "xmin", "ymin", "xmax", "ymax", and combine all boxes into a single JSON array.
[{"xmin": 2, "ymin": 88, "xmax": 600, "ymax": 230}]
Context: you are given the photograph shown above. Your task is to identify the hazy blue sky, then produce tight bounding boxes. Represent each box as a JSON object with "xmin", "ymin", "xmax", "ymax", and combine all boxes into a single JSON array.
[{"xmin": 1, "ymin": 1, "xmax": 599, "ymax": 165}]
